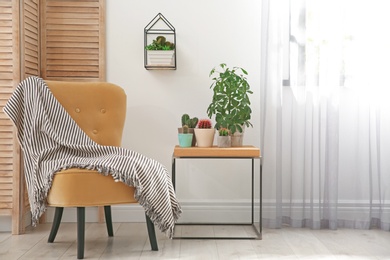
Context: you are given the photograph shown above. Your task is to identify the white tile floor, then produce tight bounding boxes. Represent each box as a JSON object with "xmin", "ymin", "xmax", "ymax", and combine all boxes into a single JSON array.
[{"xmin": 0, "ymin": 222, "xmax": 389, "ymax": 259}]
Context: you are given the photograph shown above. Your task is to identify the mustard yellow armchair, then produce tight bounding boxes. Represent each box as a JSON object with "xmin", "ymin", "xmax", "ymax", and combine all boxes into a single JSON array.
[{"xmin": 45, "ymin": 81, "xmax": 157, "ymax": 259}]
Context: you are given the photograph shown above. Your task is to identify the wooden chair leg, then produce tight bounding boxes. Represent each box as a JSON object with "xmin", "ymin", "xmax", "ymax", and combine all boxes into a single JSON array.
[
  {"xmin": 48, "ymin": 207, "xmax": 64, "ymax": 243},
  {"xmin": 77, "ymin": 207, "xmax": 85, "ymax": 259},
  {"xmin": 145, "ymin": 214, "xmax": 158, "ymax": 251},
  {"xmin": 104, "ymin": 205, "xmax": 114, "ymax": 237}
]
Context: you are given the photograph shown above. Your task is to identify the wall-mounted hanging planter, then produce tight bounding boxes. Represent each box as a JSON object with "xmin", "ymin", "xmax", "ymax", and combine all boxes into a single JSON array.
[{"xmin": 144, "ymin": 13, "xmax": 176, "ymax": 70}]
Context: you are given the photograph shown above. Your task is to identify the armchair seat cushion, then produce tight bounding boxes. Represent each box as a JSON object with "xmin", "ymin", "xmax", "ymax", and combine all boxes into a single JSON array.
[{"xmin": 47, "ymin": 169, "xmax": 137, "ymax": 207}]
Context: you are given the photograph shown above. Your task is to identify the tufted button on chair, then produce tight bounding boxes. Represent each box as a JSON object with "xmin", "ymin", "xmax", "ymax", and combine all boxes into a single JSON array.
[{"xmin": 45, "ymin": 81, "xmax": 158, "ymax": 259}]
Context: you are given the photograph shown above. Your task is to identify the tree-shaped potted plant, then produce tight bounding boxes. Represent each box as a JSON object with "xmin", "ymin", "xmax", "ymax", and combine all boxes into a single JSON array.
[
  {"xmin": 217, "ymin": 127, "xmax": 231, "ymax": 148},
  {"xmin": 178, "ymin": 114, "xmax": 198, "ymax": 146},
  {"xmin": 207, "ymin": 63, "xmax": 253, "ymax": 146}
]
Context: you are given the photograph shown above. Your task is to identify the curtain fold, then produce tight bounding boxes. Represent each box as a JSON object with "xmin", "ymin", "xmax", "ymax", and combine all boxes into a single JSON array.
[{"xmin": 261, "ymin": 0, "xmax": 390, "ymax": 231}]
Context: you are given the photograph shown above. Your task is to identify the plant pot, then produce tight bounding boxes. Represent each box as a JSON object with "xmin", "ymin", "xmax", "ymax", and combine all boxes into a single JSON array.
[
  {"xmin": 231, "ymin": 126, "xmax": 245, "ymax": 147},
  {"xmin": 147, "ymin": 50, "xmax": 174, "ymax": 66},
  {"xmin": 194, "ymin": 128, "xmax": 215, "ymax": 147},
  {"xmin": 178, "ymin": 127, "xmax": 196, "ymax": 146},
  {"xmin": 217, "ymin": 136, "xmax": 231, "ymax": 148},
  {"xmin": 178, "ymin": 133, "xmax": 193, "ymax": 148}
]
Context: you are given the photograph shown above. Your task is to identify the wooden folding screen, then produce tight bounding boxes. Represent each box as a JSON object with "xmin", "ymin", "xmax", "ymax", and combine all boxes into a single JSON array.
[
  {"xmin": 41, "ymin": 0, "xmax": 106, "ymax": 81},
  {"xmin": 0, "ymin": 0, "xmax": 105, "ymax": 234}
]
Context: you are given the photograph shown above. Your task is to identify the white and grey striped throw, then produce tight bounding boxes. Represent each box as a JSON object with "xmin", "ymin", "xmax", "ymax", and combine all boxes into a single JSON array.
[{"xmin": 3, "ymin": 76, "xmax": 181, "ymax": 238}]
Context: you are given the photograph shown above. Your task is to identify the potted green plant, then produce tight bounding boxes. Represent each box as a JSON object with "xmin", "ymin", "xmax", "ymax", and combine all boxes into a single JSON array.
[
  {"xmin": 178, "ymin": 114, "xmax": 198, "ymax": 146},
  {"xmin": 178, "ymin": 125, "xmax": 193, "ymax": 147},
  {"xmin": 194, "ymin": 119, "xmax": 215, "ymax": 147},
  {"xmin": 207, "ymin": 63, "xmax": 253, "ymax": 147},
  {"xmin": 217, "ymin": 127, "xmax": 231, "ymax": 148},
  {"xmin": 145, "ymin": 35, "xmax": 175, "ymax": 66}
]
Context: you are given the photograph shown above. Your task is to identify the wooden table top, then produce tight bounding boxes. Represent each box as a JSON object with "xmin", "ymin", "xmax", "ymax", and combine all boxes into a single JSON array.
[{"xmin": 173, "ymin": 145, "xmax": 261, "ymax": 158}]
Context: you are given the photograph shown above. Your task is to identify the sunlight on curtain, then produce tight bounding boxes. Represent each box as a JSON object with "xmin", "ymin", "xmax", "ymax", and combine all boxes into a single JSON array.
[{"xmin": 261, "ymin": 0, "xmax": 390, "ymax": 230}]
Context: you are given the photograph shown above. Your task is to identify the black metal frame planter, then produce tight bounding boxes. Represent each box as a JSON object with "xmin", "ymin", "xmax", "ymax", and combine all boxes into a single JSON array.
[{"xmin": 144, "ymin": 13, "xmax": 176, "ymax": 70}]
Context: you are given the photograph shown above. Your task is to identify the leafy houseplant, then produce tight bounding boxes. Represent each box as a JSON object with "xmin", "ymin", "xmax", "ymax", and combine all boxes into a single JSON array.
[
  {"xmin": 145, "ymin": 36, "xmax": 175, "ymax": 66},
  {"xmin": 207, "ymin": 63, "xmax": 253, "ymax": 146},
  {"xmin": 178, "ymin": 114, "xmax": 198, "ymax": 146},
  {"xmin": 194, "ymin": 119, "xmax": 215, "ymax": 147}
]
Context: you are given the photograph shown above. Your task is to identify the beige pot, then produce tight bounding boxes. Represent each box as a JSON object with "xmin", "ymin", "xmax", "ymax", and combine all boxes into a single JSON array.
[{"xmin": 194, "ymin": 128, "xmax": 215, "ymax": 147}]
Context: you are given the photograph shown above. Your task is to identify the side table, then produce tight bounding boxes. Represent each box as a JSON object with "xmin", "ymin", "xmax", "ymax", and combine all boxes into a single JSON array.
[{"xmin": 172, "ymin": 145, "xmax": 262, "ymax": 239}]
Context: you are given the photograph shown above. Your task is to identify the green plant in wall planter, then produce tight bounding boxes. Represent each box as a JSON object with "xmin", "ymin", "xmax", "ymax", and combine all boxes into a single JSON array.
[
  {"xmin": 145, "ymin": 36, "xmax": 175, "ymax": 66},
  {"xmin": 178, "ymin": 114, "xmax": 198, "ymax": 146},
  {"xmin": 145, "ymin": 35, "xmax": 175, "ymax": 50},
  {"xmin": 207, "ymin": 63, "xmax": 253, "ymax": 147}
]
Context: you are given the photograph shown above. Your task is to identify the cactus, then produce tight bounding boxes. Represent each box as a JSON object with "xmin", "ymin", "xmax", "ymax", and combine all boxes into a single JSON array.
[
  {"xmin": 181, "ymin": 114, "xmax": 189, "ymax": 126},
  {"xmin": 219, "ymin": 127, "xmax": 229, "ymax": 136},
  {"xmin": 156, "ymin": 36, "xmax": 166, "ymax": 45},
  {"xmin": 145, "ymin": 35, "xmax": 175, "ymax": 50},
  {"xmin": 198, "ymin": 119, "xmax": 212, "ymax": 129},
  {"xmin": 181, "ymin": 114, "xmax": 198, "ymax": 128},
  {"xmin": 182, "ymin": 125, "xmax": 189, "ymax": 134}
]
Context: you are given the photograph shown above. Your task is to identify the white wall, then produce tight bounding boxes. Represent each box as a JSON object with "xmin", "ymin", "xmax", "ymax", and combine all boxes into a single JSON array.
[{"xmin": 106, "ymin": 0, "xmax": 262, "ymax": 222}]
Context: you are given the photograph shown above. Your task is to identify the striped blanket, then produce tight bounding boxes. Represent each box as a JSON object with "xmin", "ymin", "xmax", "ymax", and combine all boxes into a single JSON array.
[{"xmin": 3, "ymin": 77, "xmax": 181, "ymax": 238}]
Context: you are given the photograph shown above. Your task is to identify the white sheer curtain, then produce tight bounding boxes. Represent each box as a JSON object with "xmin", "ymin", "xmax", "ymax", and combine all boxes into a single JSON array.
[{"xmin": 260, "ymin": 0, "xmax": 390, "ymax": 230}]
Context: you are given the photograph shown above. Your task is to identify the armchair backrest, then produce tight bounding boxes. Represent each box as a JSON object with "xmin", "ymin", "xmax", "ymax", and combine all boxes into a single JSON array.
[{"xmin": 45, "ymin": 81, "xmax": 127, "ymax": 146}]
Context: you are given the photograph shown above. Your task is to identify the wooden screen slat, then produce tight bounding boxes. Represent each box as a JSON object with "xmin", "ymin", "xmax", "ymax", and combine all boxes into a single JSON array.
[
  {"xmin": 0, "ymin": 0, "xmax": 15, "ymax": 218},
  {"xmin": 41, "ymin": 0, "xmax": 105, "ymax": 81},
  {"xmin": 21, "ymin": 0, "xmax": 39, "ymax": 79}
]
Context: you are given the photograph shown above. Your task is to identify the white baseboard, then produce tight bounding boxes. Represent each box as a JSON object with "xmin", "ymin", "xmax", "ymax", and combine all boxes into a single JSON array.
[
  {"xmin": 45, "ymin": 201, "xmax": 259, "ymax": 223},
  {"xmin": 0, "ymin": 216, "xmax": 11, "ymax": 232},
  {"xmin": 0, "ymin": 211, "xmax": 31, "ymax": 232},
  {"xmin": 21, "ymin": 201, "xmax": 390, "ymax": 229}
]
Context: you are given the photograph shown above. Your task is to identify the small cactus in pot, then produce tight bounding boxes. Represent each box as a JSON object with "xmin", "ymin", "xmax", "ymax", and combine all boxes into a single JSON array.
[
  {"xmin": 197, "ymin": 119, "xmax": 212, "ymax": 129},
  {"xmin": 182, "ymin": 125, "xmax": 189, "ymax": 134},
  {"xmin": 194, "ymin": 119, "xmax": 215, "ymax": 147},
  {"xmin": 178, "ymin": 114, "xmax": 198, "ymax": 146},
  {"xmin": 218, "ymin": 127, "xmax": 229, "ymax": 136},
  {"xmin": 178, "ymin": 125, "xmax": 193, "ymax": 147},
  {"xmin": 181, "ymin": 114, "xmax": 198, "ymax": 128},
  {"xmin": 217, "ymin": 127, "xmax": 231, "ymax": 148}
]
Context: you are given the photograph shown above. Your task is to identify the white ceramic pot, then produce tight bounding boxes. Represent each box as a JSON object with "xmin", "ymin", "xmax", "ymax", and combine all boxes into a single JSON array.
[
  {"xmin": 147, "ymin": 50, "xmax": 174, "ymax": 66},
  {"xmin": 194, "ymin": 128, "xmax": 215, "ymax": 147}
]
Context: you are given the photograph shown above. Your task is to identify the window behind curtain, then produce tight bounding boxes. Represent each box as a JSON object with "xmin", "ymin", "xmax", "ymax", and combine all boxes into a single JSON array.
[{"xmin": 286, "ymin": 0, "xmax": 390, "ymax": 94}]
